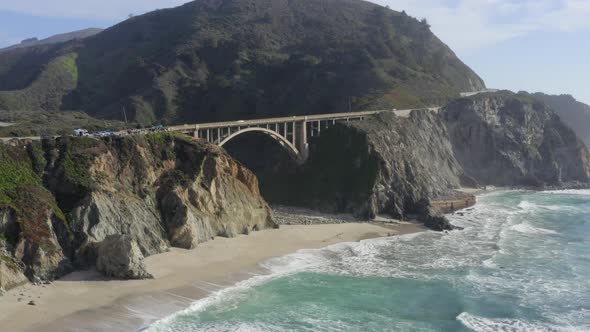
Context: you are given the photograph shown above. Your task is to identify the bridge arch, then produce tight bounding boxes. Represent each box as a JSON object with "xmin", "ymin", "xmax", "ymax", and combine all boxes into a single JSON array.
[{"xmin": 218, "ymin": 127, "xmax": 302, "ymax": 162}]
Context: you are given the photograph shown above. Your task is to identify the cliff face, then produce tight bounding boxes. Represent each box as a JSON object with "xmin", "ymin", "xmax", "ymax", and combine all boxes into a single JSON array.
[
  {"xmin": 530, "ymin": 93, "xmax": 590, "ymax": 149},
  {"xmin": 297, "ymin": 111, "xmax": 465, "ymax": 220},
  {"xmin": 0, "ymin": 134, "xmax": 274, "ymax": 289},
  {"xmin": 442, "ymin": 92, "xmax": 590, "ymax": 187}
]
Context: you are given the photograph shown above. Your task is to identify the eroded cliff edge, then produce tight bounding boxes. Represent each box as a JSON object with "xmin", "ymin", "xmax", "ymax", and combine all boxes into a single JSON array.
[
  {"xmin": 442, "ymin": 92, "xmax": 590, "ymax": 188},
  {"xmin": 0, "ymin": 134, "xmax": 274, "ymax": 289},
  {"xmin": 273, "ymin": 92, "xmax": 590, "ymax": 228},
  {"xmin": 283, "ymin": 111, "xmax": 469, "ymax": 225}
]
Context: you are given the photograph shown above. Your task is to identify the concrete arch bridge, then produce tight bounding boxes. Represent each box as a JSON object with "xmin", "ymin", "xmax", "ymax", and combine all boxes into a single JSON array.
[{"xmin": 168, "ymin": 108, "xmax": 438, "ymax": 163}]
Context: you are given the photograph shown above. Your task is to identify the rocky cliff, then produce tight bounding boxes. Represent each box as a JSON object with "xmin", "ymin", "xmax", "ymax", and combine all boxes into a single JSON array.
[
  {"xmin": 530, "ymin": 93, "xmax": 590, "ymax": 149},
  {"xmin": 442, "ymin": 92, "xmax": 590, "ymax": 187},
  {"xmin": 261, "ymin": 92, "xmax": 590, "ymax": 227},
  {"xmin": 0, "ymin": 134, "xmax": 274, "ymax": 290},
  {"xmin": 292, "ymin": 111, "xmax": 467, "ymax": 223}
]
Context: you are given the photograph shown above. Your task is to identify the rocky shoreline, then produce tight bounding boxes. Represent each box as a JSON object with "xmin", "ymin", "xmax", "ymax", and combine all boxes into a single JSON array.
[{"xmin": 272, "ymin": 205, "xmax": 370, "ymax": 225}]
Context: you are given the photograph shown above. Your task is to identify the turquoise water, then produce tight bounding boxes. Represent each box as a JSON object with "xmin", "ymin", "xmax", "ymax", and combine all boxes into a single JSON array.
[{"xmin": 147, "ymin": 190, "xmax": 590, "ymax": 332}]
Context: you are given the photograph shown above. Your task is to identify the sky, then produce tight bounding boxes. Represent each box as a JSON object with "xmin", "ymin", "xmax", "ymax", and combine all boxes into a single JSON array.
[{"xmin": 0, "ymin": 0, "xmax": 588, "ymax": 104}]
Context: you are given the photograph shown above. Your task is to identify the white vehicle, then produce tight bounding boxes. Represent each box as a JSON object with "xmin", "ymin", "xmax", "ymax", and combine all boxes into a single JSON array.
[{"xmin": 73, "ymin": 129, "xmax": 89, "ymax": 137}]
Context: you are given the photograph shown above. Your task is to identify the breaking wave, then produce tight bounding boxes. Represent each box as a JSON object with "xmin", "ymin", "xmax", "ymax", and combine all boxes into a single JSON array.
[{"xmin": 148, "ymin": 190, "xmax": 590, "ymax": 332}]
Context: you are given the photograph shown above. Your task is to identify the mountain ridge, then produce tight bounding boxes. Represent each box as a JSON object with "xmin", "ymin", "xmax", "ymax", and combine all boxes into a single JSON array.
[
  {"xmin": 0, "ymin": 0, "xmax": 484, "ymax": 125},
  {"xmin": 0, "ymin": 28, "xmax": 103, "ymax": 53}
]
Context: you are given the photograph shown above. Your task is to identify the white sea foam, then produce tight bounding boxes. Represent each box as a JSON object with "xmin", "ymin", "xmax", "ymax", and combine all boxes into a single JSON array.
[
  {"xmin": 149, "ymin": 190, "xmax": 588, "ymax": 332},
  {"xmin": 543, "ymin": 189, "xmax": 590, "ymax": 196},
  {"xmin": 510, "ymin": 223, "xmax": 558, "ymax": 235},
  {"xmin": 147, "ymin": 238, "xmax": 386, "ymax": 331},
  {"xmin": 146, "ymin": 275, "xmax": 274, "ymax": 331},
  {"xmin": 482, "ymin": 258, "xmax": 497, "ymax": 268},
  {"xmin": 150, "ymin": 320, "xmax": 277, "ymax": 332},
  {"xmin": 260, "ymin": 247, "xmax": 332, "ymax": 274},
  {"xmin": 518, "ymin": 200, "xmax": 573, "ymax": 213},
  {"xmin": 457, "ymin": 312, "xmax": 585, "ymax": 332}
]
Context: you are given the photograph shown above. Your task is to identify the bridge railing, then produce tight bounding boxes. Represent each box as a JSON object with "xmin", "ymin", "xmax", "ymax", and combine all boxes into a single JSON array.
[{"xmin": 167, "ymin": 109, "xmax": 397, "ymax": 132}]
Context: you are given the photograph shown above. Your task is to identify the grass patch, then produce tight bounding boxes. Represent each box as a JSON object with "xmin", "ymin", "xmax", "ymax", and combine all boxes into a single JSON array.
[
  {"xmin": 0, "ymin": 253, "xmax": 21, "ymax": 272},
  {"xmin": 0, "ymin": 144, "xmax": 68, "ymax": 249},
  {"xmin": 0, "ymin": 145, "xmax": 42, "ymax": 205},
  {"xmin": 0, "ymin": 110, "xmax": 128, "ymax": 137}
]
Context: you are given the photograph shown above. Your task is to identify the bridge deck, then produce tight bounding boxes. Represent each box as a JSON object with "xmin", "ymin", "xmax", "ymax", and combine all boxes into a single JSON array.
[
  {"xmin": 167, "ymin": 109, "xmax": 414, "ymax": 132},
  {"xmin": 0, "ymin": 107, "xmax": 440, "ymax": 143}
]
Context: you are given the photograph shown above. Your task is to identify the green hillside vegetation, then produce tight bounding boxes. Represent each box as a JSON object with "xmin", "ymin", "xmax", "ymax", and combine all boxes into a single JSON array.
[
  {"xmin": 0, "ymin": 0, "xmax": 484, "ymax": 125},
  {"xmin": 0, "ymin": 110, "xmax": 127, "ymax": 137},
  {"xmin": 0, "ymin": 53, "xmax": 79, "ymax": 111},
  {"xmin": 0, "ymin": 143, "xmax": 66, "ymax": 224}
]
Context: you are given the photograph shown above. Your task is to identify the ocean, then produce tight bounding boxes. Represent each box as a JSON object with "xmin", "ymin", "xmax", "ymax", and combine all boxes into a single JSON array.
[{"xmin": 146, "ymin": 190, "xmax": 590, "ymax": 332}]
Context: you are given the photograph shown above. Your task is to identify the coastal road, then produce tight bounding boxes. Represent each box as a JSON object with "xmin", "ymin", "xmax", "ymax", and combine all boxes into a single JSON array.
[
  {"xmin": 0, "ymin": 107, "xmax": 442, "ymax": 144},
  {"xmin": 0, "ymin": 136, "xmax": 41, "ymax": 143}
]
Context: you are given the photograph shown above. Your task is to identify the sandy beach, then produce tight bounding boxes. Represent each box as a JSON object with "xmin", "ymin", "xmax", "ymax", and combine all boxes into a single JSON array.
[{"xmin": 0, "ymin": 222, "xmax": 424, "ymax": 332}]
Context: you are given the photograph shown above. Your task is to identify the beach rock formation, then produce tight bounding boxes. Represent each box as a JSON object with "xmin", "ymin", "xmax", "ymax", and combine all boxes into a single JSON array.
[
  {"xmin": 294, "ymin": 111, "xmax": 466, "ymax": 224},
  {"xmin": 69, "ymin": 192, "xmax": 169, "ymax": 266},
  {"xmin": 0, "ymin": 246, "xmax": 28, "ymax": 292},
  {"xmin": 0, "ymin": 134, "xmax": 274, "ymax": 288},
  {"xmin": 158, "ymin": 141, "xmax": 274, "ymax": 249},
  {"xmin": 416, "ymin": 200, "xmax": 456, "ymax": 231},
  {"xmin": 442, "ymin": 92, "xmax": 590, "ymax": 187},
  {"xmin": 96, "ymin": 235, "xmax": 152, "ymax": 279}
]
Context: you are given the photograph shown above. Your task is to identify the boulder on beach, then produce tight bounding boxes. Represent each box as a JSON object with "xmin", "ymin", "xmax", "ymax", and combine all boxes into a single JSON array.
[{"xmin": 96, "ymin": 235, "xmax": 153, "ymax": 280}]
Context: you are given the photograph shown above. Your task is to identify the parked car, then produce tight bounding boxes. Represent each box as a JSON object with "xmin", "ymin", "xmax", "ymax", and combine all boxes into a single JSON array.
[
  {"xmin": 93, "ymin": 130, "xmax": 114, "ymax": 137},
  {"xmin": 73, "ymin": 129, "xmax": 89, "ymax": 137},
  {"xmin": 150, "ymin": 125, "xmax": 165, "ymax": 132}
]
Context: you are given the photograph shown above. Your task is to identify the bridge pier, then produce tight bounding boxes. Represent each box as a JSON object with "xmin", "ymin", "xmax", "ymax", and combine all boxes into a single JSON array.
[{"xmin": 295, "ymin": 119, "xmax": 309, "ymax": 163}]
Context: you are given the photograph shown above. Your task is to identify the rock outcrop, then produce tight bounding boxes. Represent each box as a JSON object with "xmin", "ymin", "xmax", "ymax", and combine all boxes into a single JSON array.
[
  {"xmin": 0, "ymin": 134, "xmax": 275, "ymax": 289},
  {"xmin": 530, "ymin": 93, "xmax": 590, "ymax": 149},
  {"xmin": 0, "ymin": 251, "xmax": 27, "ymax": 292},
  {"xmin": 158, "ymin": 141, "xmax": 274, "ymax": 249},
  {"xmin": 442, "ymin": 92, "xmax": 590, "ymax": 187},
  {"xmin": 416, "ymin": 200, "xmax": 456, "ymax": 231},
  {"xmin": 96, "ymin": 235, "xmax": 152, "ymax": 280},
  {"xmin": 295, "ymin": 111, "xmax": 466, "ymax": 223}
]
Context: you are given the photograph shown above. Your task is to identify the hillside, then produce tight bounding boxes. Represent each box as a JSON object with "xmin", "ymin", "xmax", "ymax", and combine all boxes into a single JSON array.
[
  {"xmin": 0, "ymin": 28, "xmax": 102, "ymax": 53},
  {"xmin": 0, "ymin": 0, "xmax": 484, "ymax": 125},
  {"xmin": 529, "ymin": 93, "xmax": 590, "ymax": 148}
]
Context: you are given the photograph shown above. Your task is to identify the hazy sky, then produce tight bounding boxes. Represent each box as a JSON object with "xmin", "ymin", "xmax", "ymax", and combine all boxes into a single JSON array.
[{"xmin": 0, "ymin": 0, "xmax": 588, "ymax": 104}]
